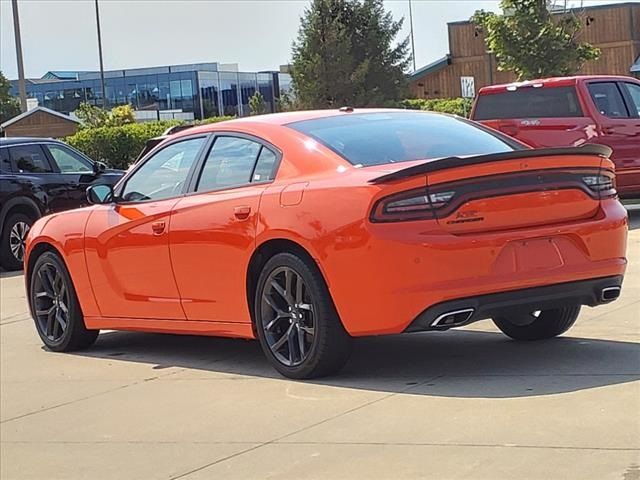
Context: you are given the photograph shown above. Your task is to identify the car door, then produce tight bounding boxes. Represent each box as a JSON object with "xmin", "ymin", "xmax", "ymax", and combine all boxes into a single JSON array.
[
  {"xmin": 43, "ymin": 142, "xmax": 99, "ymax": 208},
  {"xmin": 584, "ymin": 81, "xmax": 638, "ymax": 191},
  {"xmin": 169, "ymin": 134, "xmax": 281, "ymax": 322},
  {"xmin": 617, "ymin": 81, "xmax": 640, "ymax": 195},
  {"xmin": 84, "ymin": 135, "xmax": 208, "ymax": 319},
  {"xmin": 7, "ymin": 143, "xmax": 69, "ymax": 212}
]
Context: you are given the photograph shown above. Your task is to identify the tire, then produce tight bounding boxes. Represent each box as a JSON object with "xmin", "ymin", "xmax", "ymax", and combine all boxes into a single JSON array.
[
  {"xmin": 492, "ymin": 306, "xmax": 581, "ymax": 341},
  {"xmin": 29, "ymin": 251, "xmax": 99, "ymax": 352},
  {"xmin": 254, "ymin": 252, "xmax": 352, "ymax": 379},
  {"xmin": 1, "ymin": 213, "xmax": 34, "ymax": 271}
]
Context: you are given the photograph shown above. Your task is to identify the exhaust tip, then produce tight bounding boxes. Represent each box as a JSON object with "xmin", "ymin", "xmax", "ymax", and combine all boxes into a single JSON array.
[
  {"xmin": 601, "ymin": 286, "xmax": 621, "ymax": 302},
  {"xmin": 432, "ymin": 308, "xmax": 475, "ymax": 328}
]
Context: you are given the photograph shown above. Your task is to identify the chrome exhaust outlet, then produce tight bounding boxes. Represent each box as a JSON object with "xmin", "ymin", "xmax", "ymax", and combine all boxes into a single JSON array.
[
  {"xmin": 600, "ymin": 286, "xmax": 621, "ymax": 303},
  {"xmin": 431, "ymin": 308, "xmax": 475, "ymax": 328}
]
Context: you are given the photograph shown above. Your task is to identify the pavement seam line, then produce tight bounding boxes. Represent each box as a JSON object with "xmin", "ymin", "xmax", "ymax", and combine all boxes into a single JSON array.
[
  {"xmin": 169, "ymin": 374, "xmax": 444, "ymax": 479},
  {"xmin": 2, "ymin": 440, "xmax": 638, "ymax": 452}
]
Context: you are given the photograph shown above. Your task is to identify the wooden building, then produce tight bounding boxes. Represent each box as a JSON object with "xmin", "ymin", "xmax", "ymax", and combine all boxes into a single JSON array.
[
  {"xmin": 409, "ymin": 2, "xmax": 640, "ymax": 99},
  {"xmin": 0, "ymin": 107, "xmax": 80, "ymax": 138}
]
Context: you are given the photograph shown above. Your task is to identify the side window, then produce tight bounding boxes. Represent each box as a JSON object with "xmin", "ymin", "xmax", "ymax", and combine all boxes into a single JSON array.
[
  {"xmin": 252, "ymin": 147, "xmax": 278, "ymax": 182},
  {"xmin": 121, "ymin": 137, "xmax": 205, "ymax": 202},
  {"xmin": 0, "ymin": 148, "xmax": 12, "ymax": 173},
  {"xmin": 196, "ymin": 136, "xmax": 261, "ymax": 192},
  {"xmin": 587, "ymin": 83, "xmax": 629, "ymax": 118},
  {"xmin": 47, "ymin": 144, "xmax": 93, "ymax": 173},
  {"xmin": 622, "ymin": 82, "xmax": 640, "ymax": 116},
  {"xmin": 9, "ymin": 144, "xmax": 53, "ymax": 173}
]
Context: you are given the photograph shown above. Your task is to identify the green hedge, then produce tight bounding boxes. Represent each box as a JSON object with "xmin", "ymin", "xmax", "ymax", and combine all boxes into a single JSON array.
[
  {"xmin": 401, "ymin": 98, "xmax": 474, "ymax": 118},
  {"xmin": 67, "ymin": 116, "xmax": 233, "ymax": 170}
]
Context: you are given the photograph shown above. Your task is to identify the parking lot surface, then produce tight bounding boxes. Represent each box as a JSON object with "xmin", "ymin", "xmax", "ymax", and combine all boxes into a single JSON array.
[{"xmin": 1, "ymin": 211, "xmax": 639, "ymax": 480}]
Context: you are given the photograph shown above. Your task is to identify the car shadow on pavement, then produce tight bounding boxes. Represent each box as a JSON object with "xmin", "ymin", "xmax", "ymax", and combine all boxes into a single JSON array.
[
  {"xmin": 73, "ymin": 326, "xmax": 640, "ymax": 399},
  {"xmin": 0, "ymin": 269, "xmax": 23, "ymax": 278}
]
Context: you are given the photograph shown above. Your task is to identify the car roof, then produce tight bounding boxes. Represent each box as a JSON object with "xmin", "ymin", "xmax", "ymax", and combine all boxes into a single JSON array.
[
  {"xmin": 171, "ymin": 108, "xmax": 437, "ymax": 138},
  {"xmin": 478, "ymin": 75, "xmax": 638, "ymax": 95},
  {"xmin": 0, "ymin": 137, "xmax": 63, "ymax": 147}
]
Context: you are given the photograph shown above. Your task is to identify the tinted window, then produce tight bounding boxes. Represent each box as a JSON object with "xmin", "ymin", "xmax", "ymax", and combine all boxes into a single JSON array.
[
  {"xmin": 252, "ymin": 147, "xmax": 278, "ymax": 182},
  {"xmin": 473, "ymin": 86, "xmax": 583, "ymax": 120},
  {"xmin": 9, "ymin": 144, "xmax": 53, "ymax": 173},
  {"xmin": 622, "ymin": 82, "xmax": 640, "ymax": 116},
  {"xmin": 121, "ymin": 137, "xmax": 205, "ymax": 202},
  {"xmin": 197, "ymin": 136, "xmax": 261, "ymax": 191},
  {"xmin": 47, "ymin": 144, "xmax": 93, "ymax": 173},
  {"xmin": 587, "ymin": 82, "xmax": 629, "ymax": 118},
  {"xmin": 288, "ymin": 112, "xmax": 516, "ymax": 167}
]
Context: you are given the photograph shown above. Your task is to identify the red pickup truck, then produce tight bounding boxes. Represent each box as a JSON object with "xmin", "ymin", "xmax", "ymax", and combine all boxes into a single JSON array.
[{"xmin": 471, "ymin": 76, "xmax": 640, "ymax": 198}]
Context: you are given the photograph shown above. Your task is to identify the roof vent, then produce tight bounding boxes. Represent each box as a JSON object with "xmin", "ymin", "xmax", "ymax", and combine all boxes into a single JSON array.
[{"xmin": 339, "ymin": 106, "xmax": 354, "ymax": 112}]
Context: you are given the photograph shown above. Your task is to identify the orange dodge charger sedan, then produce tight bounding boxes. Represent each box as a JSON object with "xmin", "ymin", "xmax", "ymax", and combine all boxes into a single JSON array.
[{"xmin": 24, "ymin": 109, "xmax": 628, "ymax": 378}]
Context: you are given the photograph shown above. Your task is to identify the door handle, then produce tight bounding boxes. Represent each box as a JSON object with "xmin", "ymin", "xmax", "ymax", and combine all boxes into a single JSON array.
[
  {"xmin": 151, "ymin": 221, "xmax": 166, "ymax": 235},
  {"xmin": 233, "ymin": 206, "xmax": 251, "ymax": 220}
]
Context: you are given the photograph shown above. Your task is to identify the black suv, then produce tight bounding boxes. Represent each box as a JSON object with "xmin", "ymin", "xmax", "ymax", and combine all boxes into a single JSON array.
[{"xmin": 0, "ymin": 138, "xmax": 124, "ymax": 270}]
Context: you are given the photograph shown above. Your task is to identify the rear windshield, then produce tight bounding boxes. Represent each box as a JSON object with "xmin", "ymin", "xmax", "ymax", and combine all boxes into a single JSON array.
[
  {"xmin": 287, "ymin": 112, "xmax": 518, "ymax": 167},
  {"xmin": 473, "ymin": 86, "xmax": 583, "ymax": 120}
]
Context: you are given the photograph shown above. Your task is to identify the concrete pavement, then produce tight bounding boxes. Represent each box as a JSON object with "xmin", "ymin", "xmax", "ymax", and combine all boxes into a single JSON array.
[{"xmin": 1, "ymin": 211, "xmax": 639, "ymax": 480}]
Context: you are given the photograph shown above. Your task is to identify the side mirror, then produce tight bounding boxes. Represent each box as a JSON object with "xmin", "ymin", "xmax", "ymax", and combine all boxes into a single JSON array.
[
  {"xmin": 93, "ymin": 161, "xmax": 107, "ymax": 174},
  {"xmin": 86, "ymin": 184, "xmax": 114, "ymax": 204}
]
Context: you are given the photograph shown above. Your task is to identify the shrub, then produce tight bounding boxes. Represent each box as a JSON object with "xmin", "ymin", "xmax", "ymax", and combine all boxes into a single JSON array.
[
  {"xmin": 66, "ymin": 116, "xmax": 233, "ymax": 170},
  {"xmin": 401, "ymin": 97, "xmax": 474, "ymax": 118},
  {"xmin": 66, "ymin": 121, "xmax": 179, "ymax": 169}
]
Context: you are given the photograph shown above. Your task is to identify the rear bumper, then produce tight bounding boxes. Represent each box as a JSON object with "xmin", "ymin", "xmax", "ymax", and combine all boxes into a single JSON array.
[
  {"xmin": 322, "ymin": 199, "xmax": 628, "ymax": 337},
  {"xmin": 405, "ymin": 275, "xmax": 623, "ymax": 332}
]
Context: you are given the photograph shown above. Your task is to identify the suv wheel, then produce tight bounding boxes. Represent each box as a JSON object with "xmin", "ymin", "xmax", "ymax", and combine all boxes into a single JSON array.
[
  {"xmin": 254, "ymin": 252, "xmax": 352, "ymax": 379},
  {"xmin": 1, "ymin": 213, "xmax": 33, "ymax": 270}
]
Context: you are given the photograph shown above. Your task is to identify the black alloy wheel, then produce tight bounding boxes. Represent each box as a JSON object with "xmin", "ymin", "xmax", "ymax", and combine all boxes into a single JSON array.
[
  {"xmin": 254, "ymin": 252, "xmax": 352, "ymax": 379},
  {"xmin": 30, "ymin": 252, "xmax": 99, "ymax": 351},
  {"xmin": 32, "ymin": 260, "xmax": 70, "ymax": 343},
  {"xmin": 260, "ymin": 266, "xmax": 316, "ymax": 367}
]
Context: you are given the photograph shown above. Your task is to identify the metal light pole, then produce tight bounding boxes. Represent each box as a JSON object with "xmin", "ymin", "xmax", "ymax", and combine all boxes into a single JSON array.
[
  {"xmin": 408, "ymin": 0, "xmax": 417, "ymax": 72},
  {"xmin": 11, "ymin": 0, "xmax": 27, "ymax": 112},
  {"xmin": 94, "ymin": 0, "xmax": 107, "ymax": 109}
]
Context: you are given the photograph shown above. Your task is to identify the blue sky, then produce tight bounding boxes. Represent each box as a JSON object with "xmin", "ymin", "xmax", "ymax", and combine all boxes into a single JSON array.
[{"xmin": 0, "ymin": 0, "xmax": 627, "ymax": 79}]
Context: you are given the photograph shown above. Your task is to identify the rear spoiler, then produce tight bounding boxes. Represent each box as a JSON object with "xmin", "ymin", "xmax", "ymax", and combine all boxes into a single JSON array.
[{"xmin": 369, "ymin": 144, "xmax": 613, "ymax": 185}]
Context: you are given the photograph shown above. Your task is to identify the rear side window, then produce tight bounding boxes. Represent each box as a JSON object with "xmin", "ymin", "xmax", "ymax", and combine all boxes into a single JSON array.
[
  {"xmin": 252, "ymin": 147, "xmax": 278, "ymax": 182},
  {"xmin": 197, "ymin": 137, "xmax": 261, "ymax": 191},
  {"xmin": 288, "ymin": 112, "xmax": 517, "ymax": 167},
  {"xmin": 473, "ymin": 86, "xmax": 583, "ymax": 120},
  {"xmin": 587, "ymin": 82, "xmax": 629, "ymax": 118},
  {"xmin": 9, "ymin": 144, "xmax": 53, "ymax": 173}
]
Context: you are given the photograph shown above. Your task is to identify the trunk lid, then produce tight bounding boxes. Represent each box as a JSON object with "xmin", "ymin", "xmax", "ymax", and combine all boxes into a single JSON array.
[{"xmin": 369, "ymin": 145, "xmax": 614, "ymax": 234}]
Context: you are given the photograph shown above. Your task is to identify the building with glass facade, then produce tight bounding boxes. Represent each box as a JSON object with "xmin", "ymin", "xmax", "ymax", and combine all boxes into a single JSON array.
[{"xmin": 10, "ymin": 62, "xmax": 292, "ymax": 120}]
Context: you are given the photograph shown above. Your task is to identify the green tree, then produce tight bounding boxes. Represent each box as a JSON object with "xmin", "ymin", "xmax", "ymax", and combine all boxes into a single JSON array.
[
  {"xmin": 248, "ymin": 91, "xmax": 267, "ymax": 115},
  {"xmin": 291, "ymin": 0, "xmax": 410, "ymax": 109},
  {"xmin": 75, "ymin": 103, "xmax": 135, "ymax": 128},
  {"xmin": 75, "ymin": 103, "xmax": 108, "ymax": 128},
  {"xmin": 472, "ymin": 0, "xmax": 600, "ymax": 80},
  {"xmin": 0, "ymin": 71, "xmax": 21, "ymax": 124}
]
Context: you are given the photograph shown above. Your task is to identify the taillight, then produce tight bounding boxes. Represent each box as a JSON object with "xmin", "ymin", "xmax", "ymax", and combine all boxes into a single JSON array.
[
  {"xmin": 582, "ymin": 171, "xmax": 617, "ymax": 198},
  {"xmin": 371, "ymin": 189, "xmax": 455, "ymax": 222}
]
